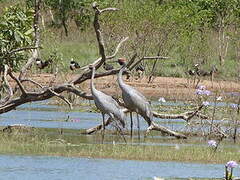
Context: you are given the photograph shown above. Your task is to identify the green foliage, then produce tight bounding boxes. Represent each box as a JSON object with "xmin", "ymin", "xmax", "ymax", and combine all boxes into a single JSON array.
[
  {"xmin": 2, "ymin": 0, "xmax": 240, "ymax": 78},
  {"xmin": 0, "ymin": 5, "xmax": 33, "ymax": 70}
]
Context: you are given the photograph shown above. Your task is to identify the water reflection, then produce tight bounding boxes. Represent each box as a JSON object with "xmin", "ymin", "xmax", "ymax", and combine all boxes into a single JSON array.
[{"xmin": 0, "ymin": 155, "xmax": 229, "ymax": 180}]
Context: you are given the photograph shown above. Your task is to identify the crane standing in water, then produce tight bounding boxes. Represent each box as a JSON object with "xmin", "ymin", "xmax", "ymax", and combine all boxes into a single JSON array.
[
  {"xmin": 117, "ymin": 58, "xmax": 153, "ymax": 140},
  {"xmin": 89, "ymin": 65, "xmax": 125, "ymax": 141}
]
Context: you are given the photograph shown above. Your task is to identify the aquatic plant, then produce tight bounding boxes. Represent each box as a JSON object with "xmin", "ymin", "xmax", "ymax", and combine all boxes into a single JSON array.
[
  {"xmin": 225, "ymin": 161, "xmax": 238, "ymax": 180},
  {"xmin": 208, "ymin": 140, "xmax": 217, "ymax": 147},
  {"xmin": 202, "ymin": 101, "xmax": 210, "ymax": 106},
  {"xmin": 216, "ymin": 96, "xmax": 222, "ymax": 101}
]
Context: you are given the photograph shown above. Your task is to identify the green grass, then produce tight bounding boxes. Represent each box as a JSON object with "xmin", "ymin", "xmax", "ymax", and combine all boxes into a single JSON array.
[
  {"xmin": 39, "ymin": 30, "xmax": 99, "ymax": 73},
  {"xmin": 1, "ymin": 0, "xmax": 240, "ymax": 81},
  {"xmin": 0, "ymin": 128, "xmax": 239, "ymax": 164}
]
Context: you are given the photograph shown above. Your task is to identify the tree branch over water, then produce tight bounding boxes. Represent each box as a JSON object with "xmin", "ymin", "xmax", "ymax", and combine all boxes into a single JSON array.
[{"xmin": 0, "ymin": 2, "xmax": 209, "ymax": 139}]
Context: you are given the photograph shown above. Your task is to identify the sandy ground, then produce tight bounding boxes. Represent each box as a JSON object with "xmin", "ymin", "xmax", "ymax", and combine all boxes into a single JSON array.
[{"xmin": 18, "ymin": 73, "xmax": 240, "ymax": 101}]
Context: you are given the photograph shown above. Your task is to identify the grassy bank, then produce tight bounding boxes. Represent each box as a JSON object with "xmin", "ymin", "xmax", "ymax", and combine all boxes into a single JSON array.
[{"xmin": 0, "ymin": 128, "xmax": 239, "ymax": 164}]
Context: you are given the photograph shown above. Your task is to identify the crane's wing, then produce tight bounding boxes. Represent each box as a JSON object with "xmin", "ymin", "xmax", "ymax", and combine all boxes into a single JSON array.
[{"xmin": 93, "ymin": 89, "xmax": 122, "ymax": 113}]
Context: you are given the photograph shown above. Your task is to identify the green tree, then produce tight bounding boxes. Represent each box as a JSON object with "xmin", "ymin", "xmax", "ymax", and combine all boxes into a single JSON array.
[{"xmin": 0, "ymin": 5, "xmax": 34, "ymax": 71}]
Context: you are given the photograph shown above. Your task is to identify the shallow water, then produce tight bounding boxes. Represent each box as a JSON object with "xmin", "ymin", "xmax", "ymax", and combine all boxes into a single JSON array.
[
  {"xmin": 0, "ymin": 101, "xmax": 186, "ymax": 131},
  {"xmin": 0, "ymin": 155, "xmax": 230, "ymax": 180}
]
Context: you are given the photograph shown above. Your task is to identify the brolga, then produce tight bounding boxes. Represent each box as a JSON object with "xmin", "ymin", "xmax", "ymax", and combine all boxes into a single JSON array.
[
  {"xmin": 117, "ymin": 58, "xmax": 153, "ymax": 140},
  {"xmin": 89, "ymin": 65, "xmax": 125, "ymax": 141}
]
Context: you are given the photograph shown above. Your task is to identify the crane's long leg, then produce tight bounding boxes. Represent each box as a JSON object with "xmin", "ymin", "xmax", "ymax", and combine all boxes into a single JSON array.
[
  {"xmin": 112, "ymin": 123, "xmax": 127, "ymax": 144},
  {"xmin": 130, "ymin": 112, "xmax": 133, "ymax": 139},
  {"xmin": 137, "ymin": 113, "xmax": 140, "ymax": 141},
  {"xmin": 101, "ymin": 113, "xmax": 105, "ymax": 143}
]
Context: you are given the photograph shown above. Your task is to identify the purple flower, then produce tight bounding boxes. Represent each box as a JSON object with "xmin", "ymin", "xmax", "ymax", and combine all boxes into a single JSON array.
[
  {"xmin": 195, "ymin": 89, "xmax": 211, "ymax": 96},
  {"xmin": 196, "ymin": 89, "xmax": 203, "ymax": 95},
  {"xmin": 202, "ymin": 101, "xmax": 210, "ymax": 106},
  {"xmin": 204, "ymin": 90, "xmax": 211, "ymax": 96},
  {"xmin": 208, "ymin": 140, "xmax": 217, "ymax": 147},
  {"xmin": 226, "ymin": 161, "xmax": 238, "ymax": 169},
  {"xmin": 230, "ymin": 103, "xmax": 238, "ymax": 109}
]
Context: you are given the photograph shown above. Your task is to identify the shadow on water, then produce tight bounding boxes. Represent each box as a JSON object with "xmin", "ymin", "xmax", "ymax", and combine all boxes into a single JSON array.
[{"xmin": 0, "ymin": 155, "xmax": 228, "ymax": 180}]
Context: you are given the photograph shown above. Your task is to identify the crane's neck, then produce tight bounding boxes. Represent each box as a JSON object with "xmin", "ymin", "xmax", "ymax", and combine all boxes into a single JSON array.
[
  {"xmin": 90, "ymin": 67, "xmax": 96, "ymax": 93},
  {"xmin": 117, "ymin": 65, "xmax": 127, "ymax": 89}
]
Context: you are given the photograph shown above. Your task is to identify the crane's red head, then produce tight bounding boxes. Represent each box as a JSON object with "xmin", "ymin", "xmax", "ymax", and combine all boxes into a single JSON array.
[{"xmin": 118, "ymin": 58, "xmax": 127, "ymax": 66}]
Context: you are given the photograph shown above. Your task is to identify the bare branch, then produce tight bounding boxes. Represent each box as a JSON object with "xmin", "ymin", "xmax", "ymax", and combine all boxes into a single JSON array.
[
  {"xmin": 83, "ymin": 117, "xmax": 113, "ymax": 134},
  {"xmin": 21, "ymin": 79, "xmax": 44, "ymax": 89},
  {"xmin": 142, "ymin": 56, "xmax": 170, "ymax": 60},
  {"xmin": 8, "ymin": 71, "xmax": 27, "ymax": 96},
  {"xmin": 48, "ymin": 88, "xmax": 72, "ymax": 109},
  {"xmin": 100, "ymin": 8, "xmax": 119, "ymax": 13},
  {"xmin": 3, "ymin": 65, "xmax": 13, "ymax": 97},
  {"xmin": 80, "ymin": 37, "xmax": 129, "ymax": 72},
  {"xmin": 126, "ymin": 53, "xmax": 138, "ymax": 68},
  {"xmin": 152, "ymin": 105, "xmax": 205, "ymax": 122},
  {"xmin": 64, "ymin": 85, "xmax": 93, "ymax": 100},
  {"xmin": 107, "ymin": 37, "xmax": 129, "ymax": 59},
  {"xmin": 7, "ymin": 46, "xmax": 39, "ymax": 56},
  {"xmin": 0, "ymin": 65, "xmax": 13, "ymax": 104},
  {"xmin": 147, "ymin": 122, "xmax": 187, "ymax": 139},
  {"xmin": 129, "ymin": 56, "xmax": 170, "ymax": 71},
  {"xmin": 0, "ymin": 83, "xmax": 93, "ymax": 114}
]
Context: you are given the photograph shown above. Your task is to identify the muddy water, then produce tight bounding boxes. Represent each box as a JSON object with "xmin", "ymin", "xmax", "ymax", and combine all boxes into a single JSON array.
[{"xmin": 0, "ymin": 155, "xmax": 228, "ymax": 180}]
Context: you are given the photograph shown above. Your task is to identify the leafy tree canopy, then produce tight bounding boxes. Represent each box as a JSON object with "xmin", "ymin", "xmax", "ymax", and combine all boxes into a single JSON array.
[{"xmin": 0, "ymin": 5, "xmax": 34, "ymax": 71}]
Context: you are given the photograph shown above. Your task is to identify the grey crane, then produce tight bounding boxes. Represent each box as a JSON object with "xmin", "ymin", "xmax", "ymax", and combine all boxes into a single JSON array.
[
  {"xmin": 89, "ymin": 65, "xmax": 125, "ymax": 140},
  {"xmin": 117, "ymin": 58, "xmax": 153, "ymax": 140}
]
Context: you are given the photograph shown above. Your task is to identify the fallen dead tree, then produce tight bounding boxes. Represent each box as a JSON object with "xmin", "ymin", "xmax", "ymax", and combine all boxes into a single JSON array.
[{"xmin": 0, "ymin": 1, "xmax": 209, "ymax": 139}]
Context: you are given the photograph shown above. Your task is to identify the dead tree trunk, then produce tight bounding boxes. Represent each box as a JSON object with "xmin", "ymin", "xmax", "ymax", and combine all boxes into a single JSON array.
[{"xmin": 0, "ymin": 2, "xmax": 208, "ymax": 139}]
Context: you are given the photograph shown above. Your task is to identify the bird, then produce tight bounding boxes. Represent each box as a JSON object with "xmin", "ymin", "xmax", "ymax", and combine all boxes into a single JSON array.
[
  {"xmin": 196, "ymin": 65, "xmax": 218, "ymax": 77},
  {"xmin": 188, "ymin": 64, "xmax": 218, "ymax": 88},
  {"xmin": 35, "ymin": 58, "xmax": 51, "ymax": 69},
  {"xmin": 70, "ymin": 59, "xmax": 80, "ymax": 71},
  {"xmin": 103, "ymin": 62, "xmax": 114, "ymax": 71},
  {"xmin": 89, "ymin": 65, "xmax": 126, "ymax": 141},
  {"xmin": 117, "ymin": 58, "xmax": 153, "ymax": 140},
  {"xmin": 186, "ymin": 69, "xmax": 195, "ymax": 76}
]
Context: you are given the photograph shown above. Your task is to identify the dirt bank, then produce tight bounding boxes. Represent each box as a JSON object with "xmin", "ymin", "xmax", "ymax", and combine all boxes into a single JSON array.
[{"xmin": 21, "ymin": 73, "xmax": 240, "ymax": 101}]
